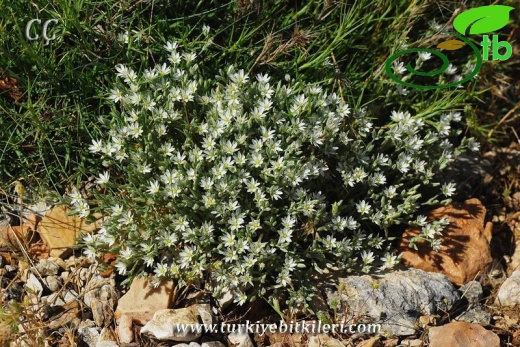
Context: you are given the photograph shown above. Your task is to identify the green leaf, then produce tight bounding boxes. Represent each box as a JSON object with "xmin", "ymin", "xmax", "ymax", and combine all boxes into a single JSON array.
[{"xmin": 453, "ymin": 5, "xmax": 514, "ymax": 35}]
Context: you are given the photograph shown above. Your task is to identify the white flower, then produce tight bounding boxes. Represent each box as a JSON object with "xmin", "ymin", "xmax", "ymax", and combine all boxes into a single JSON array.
[
  {"xmin": 89, "ymin": 139, "xmax": 103, "ymax": 153},
  {"xmin": 95, "ymin": 171, "xmax": 110, "ymax": 185},
  {"xmin": 156, "ymin": 63, "xmax": 171, "ymax": 76},
  {"xmin": 111, "ymin": 204, "xmax": 124, "ymax": 216},
  {"xmin": 147, "ymin": 180, "xmax": 160, "ymax": 195},
  {"xmin": 392, "ymin": 61, "xmax": 407, "ymax": 75},
  {"xmin": 164, "ymin": 41, "xmax": 178, "ymax": 52},
  {"xmin": 356, "ymin": 200, "xmax": 371, "ymax": 215},
  {"xmin": 115, "ymin": 262, "xmax": 127, "ymax": 275},
  {"xmin": 120, "ymin": 247, "xmax": 133, "ymax": 260},
  {"xmin": 444, "ymin": 63, "xmax": 457, "ymax": 75},
  {"xmin": 154, "ymin": 263, "xmax": 170, "ymax": 277},
  {"xmin": 380, "ymin": 253, "xmax": 398, "ymax": 270},
  {"xmin": 418, "ymin": 52, "xmax": 432, "ymax": 61},
  {"xmin": 230, "ymin": 69, "xmax": 248, "ymax": 84},
  {"xmin": 84, "ymin": 247, "xmax": 97, "ymax": 260},
  {"xmin": 68, "ymin": 189, "xmax": 83, "ymax": 205},
  {"xmin": 441, "ymin": 182, "xmax": 456, "ymax": 197},
  {"xmin": 117, "ymin": 32, "xmax": 129, "ymax": 43},
  {"xmin": 361, "ymin": 250, "xmax": 375, "ymax": 264}
]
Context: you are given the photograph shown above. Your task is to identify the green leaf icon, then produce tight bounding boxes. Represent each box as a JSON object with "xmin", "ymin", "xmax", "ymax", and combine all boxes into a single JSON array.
[{"xmin": 453, "ymin": 5, "xmax": 514, "ymax": 35}]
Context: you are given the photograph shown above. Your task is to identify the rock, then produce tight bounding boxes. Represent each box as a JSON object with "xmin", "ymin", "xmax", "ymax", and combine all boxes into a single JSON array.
[
  {"xmin": 117, "ymin": 314, "xmax": 134, "ymax": 344},
  {"xmin": 355, "ymin": 337, "xmax": 380, "ymax": 347},
  {"xmin": 202, "ymin": 342, "xmax": 227, "ymax": 347},
  {"xmin": 382, "ymin": 338, "xmax": 399, "ymax": 347},
  {"xmin": 25, "ymin": 273, "xmax": 43, "ymax": 297},
  {"xmin": 44, "ymin": 276, "xmax": 62, "ymax": 292},
  {"xmin": 60, "ymin": 271, "xmax": 70, "ymax": 281},
  {"xmin": 399, "ymin": 198, "xmax": 493, "ymax": 286},
  {"xmin": 63, "ymin": 290, "xmax": 78, "ymax": 303},
  {"xmin": 459, "ymin": 281, "xmax": 483, "ymax": 304},
  {"xmin": 455, "ymin": 281, "xmax": 491, "ymax": 325},
  {"xmin": 78, "ymin": 326, "xmax": 100, "ymax": 347},
  {"xmin": 508, "ymin": 241, "xmax": 520, "ymax": 276},
  {"xmin": 37, "ymin": 205, "xmax": 100, "ymax": 258},
  {"xmin": 456, "ymin": 305, "xmax": 491, "ymax": 325},
  {"xmin": 227, "ymin": 325, "xmax": 255, "ymax": 347},
  {"xmin": 96, "ymin": 342, "xmax": 119, "ymax": 347},
  {"xmin": 115, "ymin": 277, "xmax": 174, "ymax": 342},
  {"xmin": 325, "ymin": 268, "xmax": 459, "ymax": 336},
  {"xmin": 115, "ymin": 276, "xmax": 174, "ymax": 324},
  {"xmin": 89, "ymin": 284, "xmax": 118, "ymax": 327},
  {"xmin": 428, "ymin": 321, "xmax": 500, "ymax": 347},
  {"xmin": 401, "ymin": 339, "xmax": 423, "ymax": 347},
  {"xmin": 307, "ymin": 335, "xmax": 343, "ymax": 347},
  {"xmin": 140, "ymin": 304, "xmax": 213, "ymax": 341},
  {"xmin": 35, "ymin": 258, "xmax": 61, "ymax": 277},
  {"xmin": 189, "ymin": 343, "xmax": 202, "ymax": 347},
  {"xmin": 495, "ymin": 271, "xmax": 520, "ymax": 307}
]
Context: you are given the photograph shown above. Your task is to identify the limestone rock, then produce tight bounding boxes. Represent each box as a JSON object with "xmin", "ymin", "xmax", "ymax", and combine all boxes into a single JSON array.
[
  {"xmin": 325, "ymin": 268, "xmax": 459, "ymax": 336},
  {"xmin": 140, "ymin": 304, "xmax": 212, "ymax": 341},
  {"xmin": 43, "ymin": 276, "xmax": 62, "ymax": 292},
  {"xmin": 428, "ymin": 321, "xmax": 500, "ymax": 347},
  {"xmin": 227, "ymin": 325, "xmax": 255, "ymax": 347},
  {"xmin": 495, "ymin": 271, "xmax": 520, "ymax": 307},
  {"xmin": 399, "ymin": 198, "xmax": 493, "ymax": 286},
  {"xmin": 78, "ymin": 326, "xmax": 100, "ymax": 347},
  {"xmin": 35, "ymin": 259, "xmax": 61, "ymax": 276}
]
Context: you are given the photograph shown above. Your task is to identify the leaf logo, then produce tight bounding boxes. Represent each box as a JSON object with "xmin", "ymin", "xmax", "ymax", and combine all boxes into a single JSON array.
[
  {"xmin": 437, "ymin": 39, "xmax": 465, "ymax": 50},
  {"xmin": 453, "ymin": 5, "xmax": 514, "ymax": 35}
]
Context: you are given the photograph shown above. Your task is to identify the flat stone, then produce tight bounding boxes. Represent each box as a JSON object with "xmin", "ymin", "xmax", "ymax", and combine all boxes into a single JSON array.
[
  {"xmin": 325, "ymin": 268, "xmax": 459, "ymax": 336},
  {"xmin": 115, "ymin": 276, "xmax": 174, "ymax": 343},
  {"xmin": 115, "ymin": 276, "xmax": 174, "ymax": 324},
  {"xmin": 140, "ymin": 304, "xmax": 212, "ymax": 341},
  {"xmin": 495, "ymin": 271, "xmax": 520, "ymax": 307},
  {"xmin": 37, "ymin": 205, "xmax": 100, "ymax": 258},
  {"xmin": 43, "ymin": 276, "xmax": 62, "ymax": 292},
  {"xmin": 399, "ymin": 198, "xmax": 493, "ymax": 286},
  {"xmin": 428, "ymin": 321, "xmax": 500, "ymax": 347}
]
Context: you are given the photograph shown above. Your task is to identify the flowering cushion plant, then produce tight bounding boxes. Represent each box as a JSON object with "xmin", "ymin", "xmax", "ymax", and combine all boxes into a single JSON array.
[{"xmin": 73, "ymin": 40, "xmax": 479, "ymax": 308}]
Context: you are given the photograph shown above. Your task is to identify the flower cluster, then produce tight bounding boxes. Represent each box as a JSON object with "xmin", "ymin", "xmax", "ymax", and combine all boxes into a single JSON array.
[{"xmin": 77, "ymin": 41, "xmax": 478, "ymax": 305}]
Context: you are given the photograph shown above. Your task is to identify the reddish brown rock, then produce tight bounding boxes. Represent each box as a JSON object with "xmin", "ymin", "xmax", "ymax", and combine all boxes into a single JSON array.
[
  {"xmin": 399, "ymin": 198, "xmax": 493, "ymax": 286},
  {"xmin": 428, "ymin": 321, "xmax": 499, "ymax": 347}
]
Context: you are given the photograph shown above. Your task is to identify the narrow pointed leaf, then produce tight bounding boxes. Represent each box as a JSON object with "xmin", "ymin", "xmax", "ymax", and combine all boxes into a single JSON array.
[
  {"xmin": 453, "ymin": 5, "xmax": 514, "ymax": 35},
  {"xmin": 437, "ymin": 39, "xmax": 465, "ymax": 50}
]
